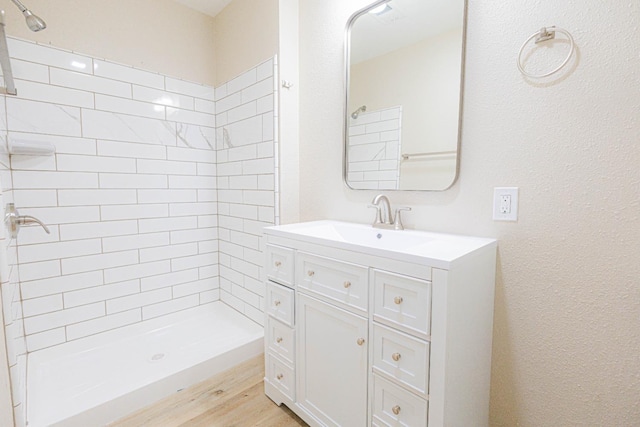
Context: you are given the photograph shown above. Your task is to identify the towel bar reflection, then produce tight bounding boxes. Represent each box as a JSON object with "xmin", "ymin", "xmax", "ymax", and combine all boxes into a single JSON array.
[
  {"xmin": 401, "ymin": 150, "xmax": 457, "ymax": 161},
  {"xmin": 4, "ymin": 203, "xmax": 50, "ymax": 238}
]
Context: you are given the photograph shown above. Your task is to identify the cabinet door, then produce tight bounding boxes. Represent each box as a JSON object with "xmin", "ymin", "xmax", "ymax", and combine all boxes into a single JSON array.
[{"xmin": 297, "ymin": 293, "xmax": 368, "ymax": 427}]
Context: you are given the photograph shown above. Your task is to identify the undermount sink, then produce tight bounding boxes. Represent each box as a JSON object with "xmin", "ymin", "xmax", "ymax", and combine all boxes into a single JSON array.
[{"xmin": 264, "ymin": 220, "xmax": 496, "ymax": 268}]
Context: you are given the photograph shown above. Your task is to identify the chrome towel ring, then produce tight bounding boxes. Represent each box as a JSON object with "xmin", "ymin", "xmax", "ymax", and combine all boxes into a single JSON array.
[{"xmin": 517, "ymin": 26, "xmax": 575, "ymax": 78}]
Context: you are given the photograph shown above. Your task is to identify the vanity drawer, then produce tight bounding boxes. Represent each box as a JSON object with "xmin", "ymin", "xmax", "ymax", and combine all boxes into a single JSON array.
[
  {"xmin": 372, "ymin": 374, "xmax": 428, "ymax": 427},
  {"xmin": 373, "ymin": 269, "xmax": 431, "ymax": 338},
  {"xmin": 372, "ymin": 323, "xmax": 429, "ymax": 397},
  {"xmin": 296, "ymin": 252, "xmax": 368, "ymax": 314},
  {"xmin": 266, "ymin": 316, "xmax": 295, "ymax": 366},
  {"xmin": 266, "ymin": 281, "xmax": 294, "ymax": 326},
  {"xmin": 266, "ymin": 244, "xmax": 295, "ymax": 287},
  {"xmin": 266, "ymin": 353, "xmax": 295, "ymax": 401}
]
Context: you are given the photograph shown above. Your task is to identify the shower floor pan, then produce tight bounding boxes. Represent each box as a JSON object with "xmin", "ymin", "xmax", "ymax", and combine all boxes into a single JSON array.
[{"xmin": 27, "ymin": 302, "xmax": 264, "ymax": 427}]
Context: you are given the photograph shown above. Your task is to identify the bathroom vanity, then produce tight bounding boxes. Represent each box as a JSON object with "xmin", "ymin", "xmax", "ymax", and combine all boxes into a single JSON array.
[{"xmin": 263, "ymin": 221, "xmax": 496, "ymax": 427}]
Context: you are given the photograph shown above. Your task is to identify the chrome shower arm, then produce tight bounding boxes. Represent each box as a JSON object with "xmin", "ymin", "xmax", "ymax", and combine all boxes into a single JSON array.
[{"xmin": 10, "ymin": 0, "xmax": 28, "ymax": 13}]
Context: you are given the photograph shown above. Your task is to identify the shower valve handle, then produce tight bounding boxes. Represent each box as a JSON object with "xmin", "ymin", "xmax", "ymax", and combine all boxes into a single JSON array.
[{"xmin": 4, "ymin": 203, "xmax": 50, "ymax": 238}]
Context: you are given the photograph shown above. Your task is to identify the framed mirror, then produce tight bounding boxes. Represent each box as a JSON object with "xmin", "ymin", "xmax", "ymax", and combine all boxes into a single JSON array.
[{"xmin": 344, "ymin": 0, "xmax": 467, "ymax": 191}]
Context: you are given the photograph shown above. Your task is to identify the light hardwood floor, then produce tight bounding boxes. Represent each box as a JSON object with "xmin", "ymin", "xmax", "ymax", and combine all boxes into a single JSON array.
[{"xmin": 110, "ymin": 354, "xmax": 306, "ymax": 427}]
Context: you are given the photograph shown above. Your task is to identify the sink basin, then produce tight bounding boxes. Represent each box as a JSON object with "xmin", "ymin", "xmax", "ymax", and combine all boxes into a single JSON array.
[
  {"xmin": 264, "ymin": 220, "xmax": 496, "ymax": 267},
  {"xmin": 286, "ymin": 221, "xmax": 432, "ymax": 251}
]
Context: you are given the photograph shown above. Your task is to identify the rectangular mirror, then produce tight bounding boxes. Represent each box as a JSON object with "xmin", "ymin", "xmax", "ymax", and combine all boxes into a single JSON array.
[{"xmin": 344, "ymin": 0, "xmax": 467, "ymax": 191}]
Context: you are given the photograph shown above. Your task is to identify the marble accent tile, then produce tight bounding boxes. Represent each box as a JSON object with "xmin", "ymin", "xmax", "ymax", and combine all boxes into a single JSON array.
[
  {"xmin": 176, "ymin": 124, "xmax": 216, "ymax": 150},
  {"xmin": 7, "ymin": 98, "xmax": 81, "ymax": 137},
  {"xmin": 82, "ymin": 110, "xmax": 176, "ymax": 145}
]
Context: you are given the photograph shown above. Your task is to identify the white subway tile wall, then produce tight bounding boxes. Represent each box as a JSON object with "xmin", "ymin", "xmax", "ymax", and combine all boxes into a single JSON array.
[
  {"xmin": 216, "ymin": 56, "xmax": 278, "ymax": 325},
  {"xmin": 0, "ymin": 38, "xmax": 278, "ymax": 425},
  {"xmin": 347, "ymin": 106, "xmax": 402, "ymax": 190},
  {"xmin": 1, "ymin": 128, "xmax": 27, "ymax": 424}
]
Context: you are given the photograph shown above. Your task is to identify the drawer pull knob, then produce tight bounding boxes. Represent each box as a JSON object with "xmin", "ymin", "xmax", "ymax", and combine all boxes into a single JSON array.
[
  {"xmin": 343, "ymin": 281, "xmax": 351, "ymax": 288},
  {"xmin": 274, "ymin": 261, "xmax": 282, "ymax": 267},
  {"xmin": 277, "ymin": 373, "xmax": 284, "ymax": 380},
  {"xmin": 276, "ymin": 337, "xmax": 283, "ymax": 343},
  {"xmin": 392, "ymin": 405, "xmax": 401, "ymax": 415},
  {"xmin": 274, "ymin": 300, "xmax": 281, "ymax": 306},
  {"xmin": 394, "ymin": 296, "xmax": 404, "ymax": 305},
  {"xmin": 392, "ymin": 352, "xmax": 401, "ymax": 362},
  {"xmin": 307, "ymin": 270, "xmax": 315, "ymax": 277},
  {"xmin": 357, "ymin": 338, "xmax": 365, "ymax": 346}
]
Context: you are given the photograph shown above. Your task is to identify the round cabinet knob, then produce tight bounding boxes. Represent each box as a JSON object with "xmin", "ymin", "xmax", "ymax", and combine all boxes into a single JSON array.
[
  {"xmin": 274, "ymin": 261, "xmax": 282, "ymax": 267},
  {"xmin": 274, "ymin": 300, "xmax": 281, "ymax": 306},
  {"xmin": 343, "ymin": 281, "xmax": 351, "ymax": 288},
  {"xmin": 357, "ymin": 338, "xmax": 365, "ymax": 346},
  {"xmin": 276, "ymin": 337, "xmax": 283, "ymax": 343},
  {"xmin": 276, "ymin": 373, "xmax": 284, "ymax": 380},
  {"xmin": 392, "ymin": 405, "xmax": 401, "ymax": 415},
  {"xmin": 392, "ymin": 352, "xmax": 401, "ymax": 362},
  {"xmin": 394, "ymin": 296, "xmax": 404, "ymax": 305},
  {"xmin": 307, "ymin": 270, "xmax": 315, "ymax": 277}
]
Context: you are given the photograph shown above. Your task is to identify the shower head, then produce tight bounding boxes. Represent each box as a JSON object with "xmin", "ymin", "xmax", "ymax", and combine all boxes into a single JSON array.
[
  {"xmin": 10, "ymin": 0, "xmax": 46, "ymax": 31},
  {"xmin": 351, "ymin": 105, "xmax": 366, "ymax": 119}
]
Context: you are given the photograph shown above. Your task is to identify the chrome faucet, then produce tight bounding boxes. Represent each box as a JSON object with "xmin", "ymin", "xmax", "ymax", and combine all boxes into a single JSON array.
[{"xmin": 368, "ymin": 194, "xmax": 411, "ymax": 230}]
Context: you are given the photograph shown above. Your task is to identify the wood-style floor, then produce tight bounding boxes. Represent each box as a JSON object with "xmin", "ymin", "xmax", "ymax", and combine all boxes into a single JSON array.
[{"xmin": 110, "ymin": 354, "xmax": 307, "ymax": 427}]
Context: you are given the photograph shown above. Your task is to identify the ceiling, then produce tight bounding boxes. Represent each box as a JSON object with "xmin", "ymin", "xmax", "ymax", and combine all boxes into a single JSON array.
[{"xmin": 172, "ymin": 0, "xmax": 232, "ymax": 17}]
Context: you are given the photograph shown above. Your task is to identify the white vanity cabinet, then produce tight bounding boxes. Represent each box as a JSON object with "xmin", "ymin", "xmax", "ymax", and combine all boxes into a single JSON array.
[
  {"xmin": 263, "ymin": 221, "xmax": 497, "ymax": 427},
  {"xmin": 297, "ymin": 293, "xmax": 368, "ymax": 426}
]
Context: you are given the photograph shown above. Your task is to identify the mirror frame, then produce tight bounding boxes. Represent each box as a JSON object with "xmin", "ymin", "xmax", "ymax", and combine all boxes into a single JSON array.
[{"xmin": 343, "ymin": 0, "xmax": 468, "ymax": 191}]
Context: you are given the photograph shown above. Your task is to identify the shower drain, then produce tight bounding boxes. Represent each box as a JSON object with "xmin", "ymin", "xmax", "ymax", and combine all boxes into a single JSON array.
[{"xmin": 149, "ymin": 353, "xmax": 165, "ymax": 362}]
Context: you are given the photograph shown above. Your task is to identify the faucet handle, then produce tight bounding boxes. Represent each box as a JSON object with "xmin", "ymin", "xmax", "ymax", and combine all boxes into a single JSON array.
[
  {"xmin": 393, "ymin": 207, "xmax": 412, "ymax": 230},
  {"xmin": 367, "ymin": 204, "xmax": 383, "ymax": 224}
]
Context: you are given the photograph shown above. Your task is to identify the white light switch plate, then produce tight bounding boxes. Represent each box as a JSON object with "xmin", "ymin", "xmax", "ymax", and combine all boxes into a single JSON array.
[{"xmin": 493, "ymin": 187, "xmax": 518, "ymax": 221}]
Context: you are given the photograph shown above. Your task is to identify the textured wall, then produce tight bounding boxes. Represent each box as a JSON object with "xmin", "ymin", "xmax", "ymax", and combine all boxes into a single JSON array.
[{"xmin": 297, "ymin": 0, "xmax": 640, "ymax": 425}]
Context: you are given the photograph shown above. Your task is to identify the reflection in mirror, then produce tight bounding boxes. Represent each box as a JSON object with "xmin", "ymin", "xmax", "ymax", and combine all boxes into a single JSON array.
[{"xmin": 344, "ymin": 0, "xmax": 466, "ymax": 191}]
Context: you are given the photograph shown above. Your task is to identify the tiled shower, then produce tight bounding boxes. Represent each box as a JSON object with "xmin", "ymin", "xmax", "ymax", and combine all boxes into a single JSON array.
[
  {"xmin": 347, "ymin": 105, "xmax": 402, "ymax": 190},
  {"xmin": 0, "ymin": 36, "xmax": 278, "ymax": 424}
]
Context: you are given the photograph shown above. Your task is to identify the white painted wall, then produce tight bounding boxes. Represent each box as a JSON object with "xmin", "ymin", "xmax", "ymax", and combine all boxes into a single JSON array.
[
  {"xmin": 297, "ymin": 0, "xmax": 640, "ymax": 425},
  {"xmin": 213, "ymin": 0, "xmax": 279, "ymax": 86}
]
